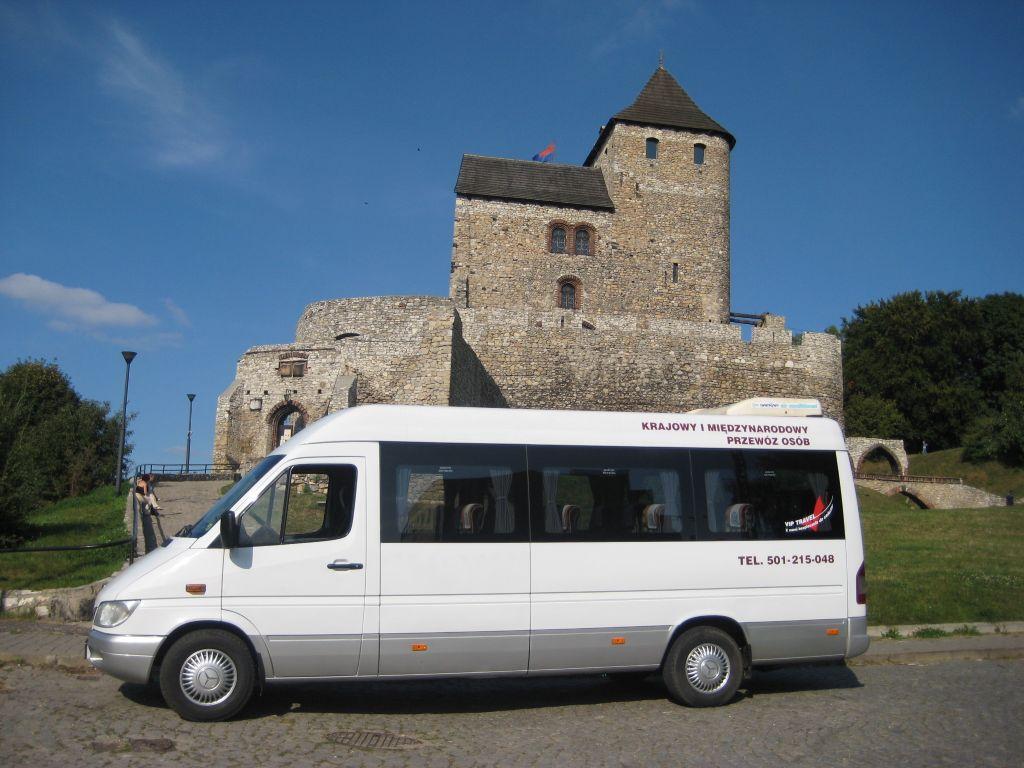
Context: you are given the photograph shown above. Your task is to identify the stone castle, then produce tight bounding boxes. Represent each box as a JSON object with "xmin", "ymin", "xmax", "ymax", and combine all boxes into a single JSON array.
[{"xmin": 214, "ymin": 65, "xmax": 843, "ymax": 469}]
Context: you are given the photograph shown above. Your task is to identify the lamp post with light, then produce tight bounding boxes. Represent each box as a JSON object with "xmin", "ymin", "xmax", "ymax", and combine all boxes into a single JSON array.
[
  {"xmin": 114, "ymin": 351, "xmax": 136, "ymax": 495},
  {"xmin": 185, "ymin": 393, "xmax": 196, "ymax": 475}
]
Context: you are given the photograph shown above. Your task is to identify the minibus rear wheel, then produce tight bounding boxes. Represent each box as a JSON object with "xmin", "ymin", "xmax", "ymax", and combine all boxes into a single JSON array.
[
  {"xmin": 158, "ymin": 629, "xmax": 255, "ymax": 721},
  {"xmin": 663, "ymin": 626, "xmax": 742, "ymax": 707}
]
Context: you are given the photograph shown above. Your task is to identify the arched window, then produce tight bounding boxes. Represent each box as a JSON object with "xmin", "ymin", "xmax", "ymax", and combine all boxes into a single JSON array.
[
  {"xmin": 646, "ymin": 137, "xmax": 659, "ymax": 159},
  {"xmin": 560, "ymin": 282, "xmax": 576, "ymax": 310},
  {"xmin": 550, "ymin": 227, "xmax": 566, "ymax": 253},
  {"xmin": 275, "ymin": 408, "xmax": 306, "ymax": 447},
  {"xmin": 694, "ymin": 143, "xmax": 706, "ymax": 165},
  {"xmin": 557, "ymin": 277, "xmax": 581, "ymax": 310},
  {"xmin": 574, "ymin": 228, "xmax": 590, "ymax": 256}
]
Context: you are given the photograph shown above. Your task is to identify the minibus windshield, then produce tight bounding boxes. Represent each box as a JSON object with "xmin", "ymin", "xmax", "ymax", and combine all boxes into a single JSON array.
[{"xmin": 181, "ymin": 454, "xmax": 285, "ymax": 538}]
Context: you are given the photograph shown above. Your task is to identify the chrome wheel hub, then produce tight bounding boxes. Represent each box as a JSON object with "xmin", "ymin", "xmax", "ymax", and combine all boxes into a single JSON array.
[
  {"xmin": 179, "ymin": 649, "xmax": 237, "ymax": 706},
  {"xmin": 684, "ymin": 643, "xmax": 730, "ymax": 693}
]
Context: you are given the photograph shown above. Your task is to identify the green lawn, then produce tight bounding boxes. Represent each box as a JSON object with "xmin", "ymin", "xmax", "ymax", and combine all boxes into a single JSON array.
[
  {"xmin": 908, "ymin": 447, "xmax": 1022, "ymax": 498},
  {"xmin": 0, "ymin": 486, "xmax": 128, "ymax": 591},
  {"xmin": 859, "ymin": 487, "xmax": 1024, "ymax": 625}
]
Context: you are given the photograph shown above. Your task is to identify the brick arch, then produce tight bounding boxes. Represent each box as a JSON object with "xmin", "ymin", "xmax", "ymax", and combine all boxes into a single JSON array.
[{"xmin": 265, "ymin": 399, "xmax": 311, "ymax": 454}]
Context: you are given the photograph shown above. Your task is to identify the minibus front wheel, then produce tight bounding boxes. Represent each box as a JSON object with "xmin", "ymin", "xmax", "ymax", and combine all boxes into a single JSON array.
[
  {"xmin": 663, "ymin": 626, "xmax": 743, "ymax": 707},
  {"xmin": 158, "ymin": 629, "xmax": 256, "ymax": 721}
]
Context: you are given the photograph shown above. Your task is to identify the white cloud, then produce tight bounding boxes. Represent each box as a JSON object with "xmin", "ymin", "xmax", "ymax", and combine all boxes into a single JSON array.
[
  {"xmin": 163, "ymin": 297, "xmax": 191, "ymax": 326},
  {"xmin": 98, "ymin": 19, "xmax": 226, "ymax": 168},
  {"xmin": 0, "ymin": 273, "xmax": 157, "ymax": 328}
]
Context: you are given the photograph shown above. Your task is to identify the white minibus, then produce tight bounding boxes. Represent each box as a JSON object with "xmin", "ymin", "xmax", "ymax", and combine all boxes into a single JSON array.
[{"xmin": 86, "ymin": 401, "xmax": 868, "ymax": 721}]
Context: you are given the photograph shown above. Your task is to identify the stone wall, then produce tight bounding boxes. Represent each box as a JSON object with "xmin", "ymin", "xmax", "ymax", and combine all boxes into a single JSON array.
[
  {"xmin": 846, "ymin": 437, "xmax": 910, "ymax": 475},
  {"xmin": 214, "ymin": 297, "xmax": 455, "ymax": 468},
  {"xmin": 455, "ymin": 307, "xmax": 843, "ymax": 419},
  {"xmin": 591, "ymin": 124, "xmax": 731, "ymax": 322},
  {"xmin": 855, "ymin": 478, "xmax": 1006, "ymax": 509}
]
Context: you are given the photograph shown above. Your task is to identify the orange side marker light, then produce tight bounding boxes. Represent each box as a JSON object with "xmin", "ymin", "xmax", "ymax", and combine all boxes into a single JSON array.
[
  {"xmin": 611, "ymin": 637, "xmax": 627, "ymax": 645},
  {"xmin": 411, "ymin": 643, "xmax": 429, "ymax": 652},
  {"xmin": 185, "ymin": 584, "xmax": 206, "ymax": 595},
  {"xmin": 826, "ymin": 628, "xmax": 840, "ymax": 636}
]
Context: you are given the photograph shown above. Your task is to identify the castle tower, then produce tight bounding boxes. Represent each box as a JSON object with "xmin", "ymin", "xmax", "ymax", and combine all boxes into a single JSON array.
[
  {"xmin": 585, "ymin": 65, "xmax": 735, "ymax": 322},
  {"xmin": 449, "ymin": 65, "xmax": 734, "ymax": 323}
]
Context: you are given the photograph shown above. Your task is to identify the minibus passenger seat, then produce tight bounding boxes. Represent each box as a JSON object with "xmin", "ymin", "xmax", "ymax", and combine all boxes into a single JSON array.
[
  {"xmin": 459, "ymin": 503, "xmax": 486, "ymax": 533},
  {"xmin": 725, "ymin": 503, "xmax": 754, "ymax": 533},
  {"xmin": 561, "ymin": 505, "xmax": 581, "ymax": 533},
  {"xmin": 643, "ymin": 503, "xmax": 666, "ymax": 532}
]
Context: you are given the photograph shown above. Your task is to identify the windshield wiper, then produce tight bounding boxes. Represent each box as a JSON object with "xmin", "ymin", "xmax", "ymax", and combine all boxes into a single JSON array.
[{"xmin": 176, "ymin": 523, "xmax": 193, "ymax": 537}]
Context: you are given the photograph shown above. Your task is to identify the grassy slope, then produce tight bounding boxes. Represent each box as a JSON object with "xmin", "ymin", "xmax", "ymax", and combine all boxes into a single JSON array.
[
  {"xmin": 0, "ymin": 486, "xmax": 127, "ymax": 591},
  {"xmin": 908, "ymin": 447, "xmax": 1022, "ymax": 498},
  {"xmin": 859, "ymin": 487, "xmax": 1024, "ymax": 625}
]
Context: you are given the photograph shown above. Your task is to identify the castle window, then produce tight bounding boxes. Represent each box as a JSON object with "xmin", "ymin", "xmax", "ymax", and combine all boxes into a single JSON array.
[
  {"xmin": 574, "ymin": 228, "xmax": 590, "ymax": 256},
  {"xmin": 550, "ymin": 227, "xmax": 566, "ymax": 253},
  {"xmin": 560, "ymin": 282, "xmax": 576, "ymax": 310},
  {"xmin": 694, "ymin": 143, "xmax": 706, "ymax": 165},
  {"xmin": 672, "ymin": 262, "xmax": 679, "ymax": 283},
  {"xmin": 557, "ymin": 277, "xmax": 581, "ymax": 311},
  {"xmin": 279, "ymin": 360, "xmax": 306, "ymax": 377},
  {"xmin": 646, "ymin": 138, "xmax": 659, "ymax": 159}
]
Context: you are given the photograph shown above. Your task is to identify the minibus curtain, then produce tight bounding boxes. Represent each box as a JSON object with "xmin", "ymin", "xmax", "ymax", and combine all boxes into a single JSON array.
[
  {"xmin": 490, "ymin": 468, "xmax": 514, "ymax": 533},
  {"xmin": 543, "ymin": 470, "xmax": 560, "ymax": 532},
  {"xmin": 660, "ymin": 470, "xmax": 683, "ymax": 532},
  {"xmin": 396, "ymin": 467, "xmax": 412, "ymax": 535}
]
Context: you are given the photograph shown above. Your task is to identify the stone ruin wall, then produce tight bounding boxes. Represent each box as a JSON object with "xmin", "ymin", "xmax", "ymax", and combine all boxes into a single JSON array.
[
  {"xmin": 455, "ymin": 308, "xmax": 843, "ymax": 420},
  {"xmin": 214, "ymin": 297, "xmax": 455, "ymax": 468}
]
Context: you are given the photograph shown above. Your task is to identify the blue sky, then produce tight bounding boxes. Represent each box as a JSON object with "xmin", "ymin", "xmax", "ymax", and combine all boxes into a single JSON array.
[{"xmin": 1, "ymin": 0, "xmax": 1022, "ymax": 467}]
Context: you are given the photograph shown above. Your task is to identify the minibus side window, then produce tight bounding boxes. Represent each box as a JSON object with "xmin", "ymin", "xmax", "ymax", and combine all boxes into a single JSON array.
[
  {"xmin": 238, "ymin": 464, "xmax": 357, "ymax": 547},
  {"xmin": 380, "ymin": 443, "xmax": 529, "ymax": 543},
  {"xmin": 527, "ymin": 445, "xmax": 694, "ymax": 542},
  {"xmin": 692, "ymin": 449, "xmax": 845, "ymax": 541}
]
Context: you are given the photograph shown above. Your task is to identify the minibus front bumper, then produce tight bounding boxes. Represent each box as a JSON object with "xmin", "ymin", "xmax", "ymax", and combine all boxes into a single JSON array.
[{"xmin": 85, "ymin": 629, "xmax": 162, "ymax": 684}]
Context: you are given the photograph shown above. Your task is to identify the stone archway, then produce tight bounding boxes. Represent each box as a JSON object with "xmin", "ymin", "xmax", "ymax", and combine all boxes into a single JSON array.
[
  {"xmin": 896, "ymin": 489, "xmax": 930, "ymax": 509},
  {"xmin": 265, "ymin": 400, "xmax": 311, "ymax": 454},
  {"xmin": 847, "ymin": 437, "xmax": 910, "ymax": 476}
]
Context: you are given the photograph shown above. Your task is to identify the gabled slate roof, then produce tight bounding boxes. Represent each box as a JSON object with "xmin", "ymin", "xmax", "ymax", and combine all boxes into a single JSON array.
[
  {"xmin": 585, "ymin": 66, "xmax": 735, "ymax": 165},
  {"xmin": 455, "ymin": 154, "xmax": 615, "ymax": 211}
]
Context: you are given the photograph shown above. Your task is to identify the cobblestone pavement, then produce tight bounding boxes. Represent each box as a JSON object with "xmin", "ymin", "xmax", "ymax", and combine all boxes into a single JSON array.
[{"xmin": 0, "ymin": 659, "xmax": 1020, "ymax": 767}]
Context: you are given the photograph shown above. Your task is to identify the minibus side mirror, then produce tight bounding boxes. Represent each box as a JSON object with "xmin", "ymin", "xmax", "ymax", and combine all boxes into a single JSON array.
[{"xmin": 220, "ymin": 511, "xmax": 239, "ymax": 548}]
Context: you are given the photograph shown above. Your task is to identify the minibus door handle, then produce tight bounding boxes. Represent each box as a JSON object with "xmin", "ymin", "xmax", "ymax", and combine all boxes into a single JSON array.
[{"xmin": 327, "ymin": 560, "xmax": 364, "ymax": 571}]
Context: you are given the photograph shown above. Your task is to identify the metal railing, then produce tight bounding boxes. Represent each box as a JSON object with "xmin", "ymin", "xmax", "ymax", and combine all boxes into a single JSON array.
[
  {"xmin": 135, "ymin": 462, "xmax": 237, "ymax": 479},
  {"xmin": 855, "ymin": 472, "xmax": 963, "ymax": 485}
]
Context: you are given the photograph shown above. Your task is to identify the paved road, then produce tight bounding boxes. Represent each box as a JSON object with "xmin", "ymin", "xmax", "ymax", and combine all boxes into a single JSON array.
[{"xmin": 1, "ymin": 659, "xmax": 1020, "ymax": 767}]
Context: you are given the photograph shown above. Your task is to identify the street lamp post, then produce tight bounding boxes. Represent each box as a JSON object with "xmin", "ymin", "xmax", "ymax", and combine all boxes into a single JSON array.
[
  {"xmin": 185, "ymin": 393, "xmax": 196, "ymax": 475},
  {"xmin": 114, "ymin": 351, "xmax": 137, "ymax": 495}
]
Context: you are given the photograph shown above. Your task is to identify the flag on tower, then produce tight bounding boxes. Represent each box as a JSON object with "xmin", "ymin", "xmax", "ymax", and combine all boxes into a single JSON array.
[{"xmin": 532, "ymin": 143, "xmax": 556, "ymax": 162}]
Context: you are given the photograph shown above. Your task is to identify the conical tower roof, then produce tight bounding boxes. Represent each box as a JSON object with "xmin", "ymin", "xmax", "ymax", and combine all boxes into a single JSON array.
[{"xmin": 585, "ymin": 66, "xmax": 734, "ymax": 165}]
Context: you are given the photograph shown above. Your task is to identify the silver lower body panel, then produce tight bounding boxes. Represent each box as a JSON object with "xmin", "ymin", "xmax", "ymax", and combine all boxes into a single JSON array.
[
  {"xmin": 743, "ymin": 618, "xmax": 849, "ymax": 663},
  {"xmin": 85, "ymin": 629, "xmax": 162, "ymax": 684}
]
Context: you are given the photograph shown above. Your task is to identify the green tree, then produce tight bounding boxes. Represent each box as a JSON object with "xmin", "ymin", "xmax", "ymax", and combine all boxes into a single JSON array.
[
  {"xmin": 840, "ymin": 291, "xmax": 1023, "ymax": 456},
  {"xmin": 0, "ymin": 360, "xmax": 127, "ymax": 543}
]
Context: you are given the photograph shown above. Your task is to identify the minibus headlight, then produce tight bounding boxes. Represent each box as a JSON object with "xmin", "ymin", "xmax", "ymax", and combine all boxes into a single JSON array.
[{"xmin": 93, "ymin": 600, "xmax": 140, "ymax": 628}]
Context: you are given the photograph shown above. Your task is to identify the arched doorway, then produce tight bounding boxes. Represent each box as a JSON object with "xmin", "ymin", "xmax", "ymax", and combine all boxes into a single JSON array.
[{"xmin": 274, "ymin": 406, "xmax": 306, "ymax": 448}]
